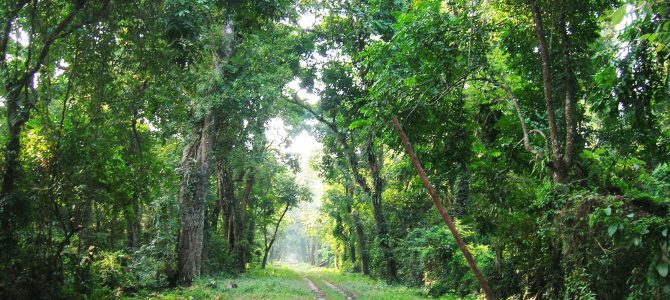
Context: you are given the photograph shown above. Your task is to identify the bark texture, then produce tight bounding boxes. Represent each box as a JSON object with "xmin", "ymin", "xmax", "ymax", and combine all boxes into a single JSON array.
[{"xmin": 177, "ymin": 114, "xmax": 212, "ymax": 285}]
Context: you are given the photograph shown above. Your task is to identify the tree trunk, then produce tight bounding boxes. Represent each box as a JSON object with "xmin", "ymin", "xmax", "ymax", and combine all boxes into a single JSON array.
[
  {"xmin": 349, "ymin": 236, "xmax": 357, "ymax": 265},
  {"xmin": 352, "ymin": 210, "xmax": 369, "ymax": 275},
  {"xmin": 126, "ymin": 201, "xmax": 141, "ymax": 248},
  {"xmin": 366, "ymin": 138, "xmax": 398, "ymax": 281},
  {"xmin": 261, "ymin": 247, "xmax": 271, "ymax": 269},
  {"xmin": 531, "ymin": 2, "xmax": 567, "ymax": 184},
  {"xmin": 310, "ymin": 238, "xmax": 317, "ymax": 265},
  {"xmin": 177, "ymin": 113, "xmax": 212, "ymax": 285},
  {"xmin": 261, "ymin": 202, "xmax": 290, "ymax": 269},
  {"xmin": 558, "ymin": 8, "xmax": 576, "ymax": 169},
  {"xmin": 127, "ymin": 113, "xmax": 144, "ymax": 248},
  {"xmin": 216, "ymin": 164, "xmax": 237, "ymax": 250},
  {"xmin": 234, "ymin": 172, "xmax": 255, "ymax": 272},
  {"xmin": 393, "ymin": 116, "xmax": 496, "ymax": 300}
]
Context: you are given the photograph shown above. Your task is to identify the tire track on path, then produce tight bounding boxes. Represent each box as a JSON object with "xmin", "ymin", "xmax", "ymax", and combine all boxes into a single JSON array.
[
  {"xmin": 303, "ymin": 277, "xmax": 327, "ymax": 300},
  {"xmin": 323, "ymin": 280, "xmax": 355, "ymax": 300}
]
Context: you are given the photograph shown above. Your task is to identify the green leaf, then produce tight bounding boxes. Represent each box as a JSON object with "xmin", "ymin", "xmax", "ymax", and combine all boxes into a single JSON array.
[
  {"xmin": 658, "ymin": 263, "xmax": 669, "ymax": 277},
  {"xmin": 608, "ymin": 224, "xmax": 618, "ymax": 236},
  {"xmin": 611, "ymin": 6, "xmax": 627, "ymax": 26},
  {"xmin": 604, "ymin": 206, "xmax": 612, "ymax": 216},
  {"xmin": 403, "ymin": 76, "xmax": 417, "ymax": 87},
  {"xmin": 656, "ymin": 44, "xmax": 665, "ymax": 52},
  {"xmin": 348, "ymin": 119, "xmax": 369, "ymax": 130},
  {"xmin": 588, "ymin": 214, "xmax": 596, "ymax": 228},
  {"xmin": 663, "ymin": 228, "xmax": 668, "ymax": 237},
  {"xmin": 648, "ymin": 33, "xmax": 659, "ymax": 42}
]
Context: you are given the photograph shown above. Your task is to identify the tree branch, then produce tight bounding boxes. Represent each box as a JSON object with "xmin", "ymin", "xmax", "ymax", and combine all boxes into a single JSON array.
[
  {"xmin": 286, "ymin": 96, "xmax": 372, "ymax": 194},
  {"xmin": 472, "ymin": 75, "xmax": 547, "ymax": 154},
  {"xmin": 0, "ymin": 0, "xmax": 29, "ymax": 63},
  {"xmin": 15, "ymin": 0, "xmax": 105, "ymax": 88}
]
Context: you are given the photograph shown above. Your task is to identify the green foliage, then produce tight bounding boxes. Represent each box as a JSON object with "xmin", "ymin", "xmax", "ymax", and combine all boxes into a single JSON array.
[
  {"xmin": 2, "ymin": 0, "xmax": 670, "ymax": 298},
  {"xmin": 398, "ymin": 224, "xmax": 493, "ymax": 297},
  {"xmin": 91, "ymin": 251, "xmax": 136, "ymax": 294}
]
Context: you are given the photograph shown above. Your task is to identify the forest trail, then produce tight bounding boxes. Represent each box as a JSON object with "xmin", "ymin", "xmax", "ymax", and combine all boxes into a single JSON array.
[
  {"xmin": 126, "ymin": 264, "xmax": 446, "ymax": 299},
  {"xmin": 303, "ymin": 277, "xmax": 327, "ymax": 299}
]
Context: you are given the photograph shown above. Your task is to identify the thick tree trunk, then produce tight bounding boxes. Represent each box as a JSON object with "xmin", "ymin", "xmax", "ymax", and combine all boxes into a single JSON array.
[
  {"xmin": 246, "ymin": 200, "xmax": 256, "ymax": 264},
  {"xmin": 176, "ymin": 114, "xmax": 212, "ymax": 285},
  {"xmin": 454, "ymin": 166, "xmax": 471, "ymax": 216},
  {"xmin": 1, "ymin": 97, "xmax": 24, "ymax": 198},
  {"xmin": 0, "ymin": 88, "xmax": 30, "ymax": 244}
]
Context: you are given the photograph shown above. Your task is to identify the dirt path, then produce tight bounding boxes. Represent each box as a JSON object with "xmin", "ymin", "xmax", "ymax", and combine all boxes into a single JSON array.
[
  {"xmin": 303, "ymin": 277, "xmax": 327, "ymax": 300},
  {"xmin": 323, "ymin": 280, "xmax": 355, "ymax": 300}
]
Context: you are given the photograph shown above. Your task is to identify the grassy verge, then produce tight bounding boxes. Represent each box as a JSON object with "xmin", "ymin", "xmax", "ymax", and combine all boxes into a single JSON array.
[
  {"xmin": 124, "ymin": 266, "xmax": 313, "ymax": 300},
  {"xmin": 125, "ymin": 263, "xmax": 475, "ymax": 300}
]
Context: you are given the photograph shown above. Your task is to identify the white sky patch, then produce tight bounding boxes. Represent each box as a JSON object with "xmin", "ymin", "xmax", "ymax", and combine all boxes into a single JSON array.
[
  {"xmin": 286, "ymin": 77, "xmax": 320, "ymax": 104},
  {"xmin": 298, "ymin": 11, "xmax": 317, "ymax": 29},
  {"xmin": 54, "ymin": 59, "xmax": 69, "ymax": 77},
  {"xmin": 265, "ymin": 117, "xmax": 289, "ymax": 148},
  {"xmin": 0, "ymin": 96, "xmax": 5, "ymax": 107},
  {"xmin": 32, "ymin": 73, "xmax": 39, "ymax": 89},
  {"xmin": 9, "ymin": 27, "xmax": 29, "ymax": 47},
  {"xmin": 615, "ymin": 4, "xmax": 636, "ymax": 32},
  {"xmin": 140, "ymin": 117, "xmax": 159, "ymax": 132},
  {"xmin": 265, "ymin": 117, "xmax": 322, "ymax": 175},
  {"xmin": 612, "ymin": 4, "xmax": 638, "ymax": 60},
  {"xmin": 287, "ymin": 130, "xmax": 324, "ymax": 209},
  {"xmin": 616, "ymin": 41, "xmax": 630, "ymax": 60},
  {"xmin": 287, "ymin": 130, "xmax": 322, "ymax": 167}
]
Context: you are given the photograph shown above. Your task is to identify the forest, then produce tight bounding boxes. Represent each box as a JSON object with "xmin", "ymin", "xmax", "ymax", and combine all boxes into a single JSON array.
[{"xmin": 1, "ymin": 0, "xmax": 669, "ymax": 299}]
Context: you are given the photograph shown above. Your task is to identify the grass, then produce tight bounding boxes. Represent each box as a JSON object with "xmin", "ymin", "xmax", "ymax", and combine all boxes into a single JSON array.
[
  {"xmin": 125, "ymin": 266, "xmax": 313, "ymax": 300},
  {"xmin": 125, "ymin": 262, "xmax": 472, "ymax": 300},
  {"xmin": 296, "ymin": 264, "xmax": 440, "ymax": 300}
]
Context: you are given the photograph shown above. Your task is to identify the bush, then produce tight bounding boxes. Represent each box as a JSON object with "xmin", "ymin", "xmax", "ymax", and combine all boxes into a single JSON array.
[
  {"xmin": 397, "ymin": 223, "xmax": 493, "ymax": 297},
  {"xmin": 203, "ymin": 232, "xmax": 238, "ymax": 275},
  {"xmin": 91, "ymin": 250, "xmax": 136, "ymax": 296}
]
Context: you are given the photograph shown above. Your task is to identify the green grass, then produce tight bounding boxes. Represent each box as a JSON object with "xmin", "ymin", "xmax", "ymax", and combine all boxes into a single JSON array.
[
  {"xmin": 125, "ymin": 263, "xmax": 472, "ymax": 300},
  {"xmin": 125, "ymin": 266, "xmax": 313, "ymax": 300},
  {"xmin": 296, "ymin": 265, "xmax": 435, "ymax": 300}
]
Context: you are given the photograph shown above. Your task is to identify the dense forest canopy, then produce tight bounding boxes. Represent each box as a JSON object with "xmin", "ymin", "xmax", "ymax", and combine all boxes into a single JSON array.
[{"xmin": 0, "ymin": 0, "xmax": 669, "ymax": 299}]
